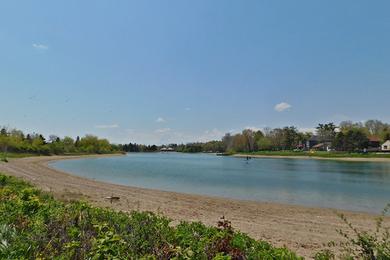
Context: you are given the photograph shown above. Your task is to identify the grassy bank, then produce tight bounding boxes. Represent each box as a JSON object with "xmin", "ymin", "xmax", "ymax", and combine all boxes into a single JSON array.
[
  {"xmin": 0, "ymin": 151, "xmax": 125, "ymax": 161},
  {"xmin": 0, "ymin": 173, "xmax": 302, "ymax": 259},
  {"xmin": 239, "ymin": 151, "xmax": 390, "ymax": 159},
  {"xmin": 1, "ymin": 152, "xmax": 38, "ymax": 159}
]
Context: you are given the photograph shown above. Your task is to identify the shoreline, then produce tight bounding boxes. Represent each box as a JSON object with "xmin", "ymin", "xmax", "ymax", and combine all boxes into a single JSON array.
[
  {"xmin": 234, "ymin": 153, "xmax": 390, "ymax": 162},
  {"xmin": 0, "ymin": 155, "xmax": 388, "ymax": 258}
]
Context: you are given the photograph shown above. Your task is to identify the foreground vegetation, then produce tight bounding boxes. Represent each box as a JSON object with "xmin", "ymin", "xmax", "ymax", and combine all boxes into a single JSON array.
[
  {"xmin": 0, "ymin": 173, "xmax": 388, "ymax": 259},
  {"xmin": 0, "ymin": 173, "xmax": 302, "ymax": 259}
]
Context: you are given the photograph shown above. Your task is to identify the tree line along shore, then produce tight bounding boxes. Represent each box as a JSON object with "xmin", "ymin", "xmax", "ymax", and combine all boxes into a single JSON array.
[
  {"xmin": 123, "ymin": 120, "xmax": 390, "ymax": 156},
  {"xmin": 1, "ymin": 119, "xmax": 390, "ymax": 159}
]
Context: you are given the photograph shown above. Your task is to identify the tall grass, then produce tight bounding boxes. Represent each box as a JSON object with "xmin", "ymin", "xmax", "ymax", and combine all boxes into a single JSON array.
[{"xmin": 314, "ymin": 205, "xmax": 390, "ymax": 260}]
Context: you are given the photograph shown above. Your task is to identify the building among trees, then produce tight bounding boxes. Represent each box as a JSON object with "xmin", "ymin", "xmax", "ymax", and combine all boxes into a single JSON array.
[
  {"xmin": 367, "ymin": 136, "xmax": 382, "ymax": 151},
  {"xmin": 382, "ymin": 140, "xmax": 390, "ymax": 152}
]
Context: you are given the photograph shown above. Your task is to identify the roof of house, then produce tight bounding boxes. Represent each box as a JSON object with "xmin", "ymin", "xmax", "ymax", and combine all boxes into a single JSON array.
[
  {"xmin": 368, "ymin": 136, "xmax": 381, "ymax": 142},
  {"xmin": 382, "ymin": 140, "xmax": 390, "ymax": 145},
  {"xmin": 160, "ymin": 147, "xmax": 174, "ymax": 151},
  {"xmin": 312, "ymin": 143, "xmax": 325, "ymax": 149}
]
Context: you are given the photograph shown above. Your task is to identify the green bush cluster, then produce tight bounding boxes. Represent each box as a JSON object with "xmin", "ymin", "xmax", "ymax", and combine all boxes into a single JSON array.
[
  {"xmin": 0, "ymin": 127, "xmax": 121, "ymax": 157},
  {"xmin": 0, "ymin": 174, "xmax": 302, "ymax": 259}
]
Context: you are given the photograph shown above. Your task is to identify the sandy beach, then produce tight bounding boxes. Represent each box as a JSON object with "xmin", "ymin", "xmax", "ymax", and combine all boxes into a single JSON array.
[
  {"xmin": 234, "ymin": 153, "xmax": 390, "ymax": 162},
  {"xmin": 0, "ymin": 155, "xmax": 388, "ymax": 258}
]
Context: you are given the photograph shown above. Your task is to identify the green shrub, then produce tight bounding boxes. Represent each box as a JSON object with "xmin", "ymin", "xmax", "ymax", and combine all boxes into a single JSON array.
[
  {"xmin": 0, "ymin": 156, "xmax": 7, "ymax": 163},
  {"xmin": 314, "ymin": 249, "xmax": 335, "ymax": 260}
]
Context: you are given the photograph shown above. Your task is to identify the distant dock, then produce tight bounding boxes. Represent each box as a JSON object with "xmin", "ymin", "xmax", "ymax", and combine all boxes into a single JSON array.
[{"xmin": 216, "ymin": 153, "xmax": 230, "ymax": 156}]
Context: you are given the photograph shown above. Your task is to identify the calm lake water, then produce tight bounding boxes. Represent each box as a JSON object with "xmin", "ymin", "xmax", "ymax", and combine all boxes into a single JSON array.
[{"xmin": 50, "ymin": 153, "xmax": 390, "ymax": 213}]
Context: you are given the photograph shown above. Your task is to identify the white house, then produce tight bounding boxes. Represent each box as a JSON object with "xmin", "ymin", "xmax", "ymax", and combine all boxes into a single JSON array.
[
  {"xmin": 382, "ymin": 140, "xmax": 390, "ymax": 152},
  {"xmin": 160, "ymin": 147, "xmax": 174, "ymax": 152}
]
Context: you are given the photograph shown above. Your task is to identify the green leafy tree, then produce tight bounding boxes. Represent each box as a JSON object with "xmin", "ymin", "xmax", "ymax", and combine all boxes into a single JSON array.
[
  {"xmin": 0, "ymin": 128, "xmax": 7, "ymax": 136},
  {"xmin": 256, "ymin": 137, "xmax": 272, "ymax": 150},
  {"xmin": 280, "ymin": 126, "xmax": 300, "ymax": 150},
  {"xmin": 316, "ymin": 123, "xmax": 337, "ymax": 143},
  {"xmin": 0, "ymin": 135, "xmax": 9, "ymax": 154},
  {"xmin": 334, "ymin": 129, "xmax": 369, "ymax": 152},
  {"xmin": 63, "ymin": 137, "xmax": 75, "ymax": 153}
]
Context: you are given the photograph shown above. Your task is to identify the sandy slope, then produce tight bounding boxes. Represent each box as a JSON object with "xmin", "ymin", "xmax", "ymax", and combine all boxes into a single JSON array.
[{"xmin": 0, "ymin": 155, "xmax": 388, "ymax": 258}]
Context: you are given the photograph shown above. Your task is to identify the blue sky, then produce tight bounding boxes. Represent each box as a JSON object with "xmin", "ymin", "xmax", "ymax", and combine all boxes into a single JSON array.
[{"xmin": 1, "ymin": 1, "xmax": 390, "ymax": 144}]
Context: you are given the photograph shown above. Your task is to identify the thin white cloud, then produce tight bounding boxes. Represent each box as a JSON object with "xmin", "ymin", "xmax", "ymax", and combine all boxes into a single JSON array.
[
  {"xmin": 156, "ymin": 117, "xmax": 166, "ymax": 123},
  {"xmin": 197, "ymin": 128, "xmax": 224, "ymax": 142},
  {"xmin": 274, "ymin": 102, "xmax": 292, "ymax": 112},
  {"xmin": 124, "ymin": 127, "xmax": 228, "ymax": 145},
  {"xmin": 298, "ymin": 127, "xmax": 316, "ymax": 133},
  {"xmin": 32, "ymin": 43, "xmax": 49, "ymax": 50},
  {"xmin": 185, "ymin": 107, "xmax": 191, "ymax": 111},
  {"xmin": 244, "ymin": 126, "xmax": 263, "ymax": 132},
  {"xmin": 95, "ymin": 124, "xmax": 119, "ymax": 129},
  {"xmin": 155, "ymin": 128, "xmax": 171, "ymax": 133}
]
